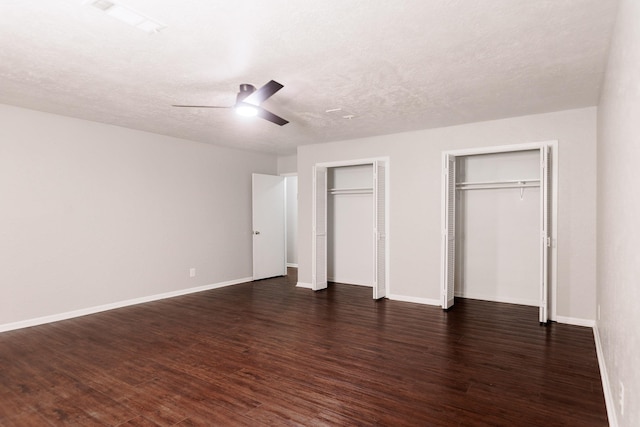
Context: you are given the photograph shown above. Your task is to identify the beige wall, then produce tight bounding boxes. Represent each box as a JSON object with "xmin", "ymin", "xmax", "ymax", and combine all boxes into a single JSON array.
[
  {"xmin": 0, "ymin": 104, "xmax": 277, "ymax": 328},
  {"xmin": 297, "ymin": 107, "xmax": 597, "ymax": 322},
  {"xmin": 596, "ymin": 0, "xmax": 640, "ymax": 424}
]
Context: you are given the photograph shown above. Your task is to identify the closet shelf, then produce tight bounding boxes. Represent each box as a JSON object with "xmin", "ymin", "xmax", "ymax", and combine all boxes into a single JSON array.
[
  {"xmin": 456, "ymin": 179, "xmax": 540, "ymax": 191},
  {"xmin": 328, "ymin": 187, "xmax": 373, "ymax": 195}
]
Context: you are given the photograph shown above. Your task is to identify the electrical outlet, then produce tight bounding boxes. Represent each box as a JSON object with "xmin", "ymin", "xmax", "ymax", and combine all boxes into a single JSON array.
[
  {"xmin": 189, "ymin": 268, "xmax": 196, "ymax": 278},
  {"xmin": 619, "ymin": 381, "xmax": 625, "ymax": 415}
]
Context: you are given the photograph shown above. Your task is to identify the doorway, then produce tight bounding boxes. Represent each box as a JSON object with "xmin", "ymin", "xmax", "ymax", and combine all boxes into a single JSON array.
[
  {"xmin": 441, "ymin": 142, "xmax": 558, "ymax": 323},
  {"xmin": 311, "ymin": 158, "xmax": 389, "ymax": 299}
]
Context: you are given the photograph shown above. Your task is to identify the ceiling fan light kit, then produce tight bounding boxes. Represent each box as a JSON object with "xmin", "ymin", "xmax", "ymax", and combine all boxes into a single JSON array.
[
  {"xmin": 235, "ymin": 103, "xmax": 258, "ymax": 117},
  {"xmin": 173, "ymin": 80, "xmax": 289, "ymax": 126}
]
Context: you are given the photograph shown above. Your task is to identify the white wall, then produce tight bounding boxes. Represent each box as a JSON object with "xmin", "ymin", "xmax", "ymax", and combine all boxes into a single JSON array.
[
  {"xmin": 0, "ymin": 104, "xmax": 277, "ymax": 329},
  {"xmin": 327, "ymin": 165, "xmax": 373, "ymax": 286},
  {"xmin": 277, "ymin": 154, "xmax": 297, "ymax": 175},
  {"xmin": 456, "ymin": 151, "xmax": 540, "ymax": 306},
  {"xmin": 596, "ymin": 0, "xmax": 640, "ymax": 425},
  {"xmin": 298, "ymin": 107, "xmax": 597, "ymax": 322},
  {"xmin": 285, "ymin": 176, "xmax": 298, "ymax": 266}
]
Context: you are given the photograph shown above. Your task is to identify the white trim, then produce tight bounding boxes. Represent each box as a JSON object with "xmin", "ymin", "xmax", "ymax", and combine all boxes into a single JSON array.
[
  {"xmin": 549, "ymin": 140, "xmax": 559, "ymax": 321},
  {"xmin": 296, "ymin": 281, "xmax": 313, "ymax": 289},
  {"xmin": 443, "ymin": 141, "xmax": 551, "ymax": 156},
  {"xmin": 327, "ymin": 277, "xmax": 374, "ymax": 287},
  {"xmin": 554, "ymin": 316, "xmax": 595, "ymax": 327},
  {"xmin": 279, "ymin": 172, "xmax": 298, "ymax": 177},
  {"xmin": 0, "ymin": 276, "xmax": 252, "ymax": 333},
  {"xmin": 287, "ymin": 263, "xmax": 299, "ymax": 268},
  {"xmin": 593, "ymin": 324, "xmax": 618, "ymax": 427},
  {"xmin": 387, "ymin": 294, "xmax": 440, "ymax": 306},
  {"xmin": 314, "ymin": 157, "xmax": 388, "ymax": 169},
  {"xmin": 454, "ymin": 293, "xmax": 539, "ymax": 307}
]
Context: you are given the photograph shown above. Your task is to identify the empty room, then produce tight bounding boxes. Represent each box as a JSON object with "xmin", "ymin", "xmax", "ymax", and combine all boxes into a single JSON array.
[{"xmin": 1, "ymin": 1, "xmax": 638, "ymax": 426}]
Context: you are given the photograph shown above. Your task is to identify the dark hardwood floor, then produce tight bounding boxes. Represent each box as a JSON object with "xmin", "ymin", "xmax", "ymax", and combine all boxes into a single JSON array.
[{"xmin": 0, "ymin": 268, "xmax": 607, "ymax": 426}]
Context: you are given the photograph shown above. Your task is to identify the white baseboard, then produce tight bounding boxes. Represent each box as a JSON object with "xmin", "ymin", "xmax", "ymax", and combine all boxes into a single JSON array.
[
  {"xmin": 555, "ymin": 315, "xmax": 595, "ymax": 327},
  {"xmin": 296, "ymin": 282, "xmax": 313, "ymax": 289},
  {"xmin": 593, "ymin": 324, "xmax": 618, "ymax": 427},
  {"xmin": 455, "ymin": 292, "xmax": 538, "ymax": 307},
  {"xmin": 387, "ymin": 294, "xmax": 441, "ymax": 306},
  {"xmin": 327, "ymin": 276, "xmax": 373, "ymax": 287},
  {"xmin": 286, "ymin": 263, "xmax": 298, "ymax": 268},
  {"xmin": 0, "ymin": 276, "xmax": 252, "ymax": 333}
]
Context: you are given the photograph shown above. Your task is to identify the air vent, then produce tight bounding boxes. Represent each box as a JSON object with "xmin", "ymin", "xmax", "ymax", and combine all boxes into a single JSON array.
[{"xmin": 89, "ymin": 0, "xmax": 166, "ymax": 33}]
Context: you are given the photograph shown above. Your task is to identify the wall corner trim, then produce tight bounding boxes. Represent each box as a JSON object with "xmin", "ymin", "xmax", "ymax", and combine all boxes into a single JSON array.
[
  {"xmin": 593, "ymin": 324, "xmax": 618, "ymax": 427},
  {"xmin": 0, "ymin": 276, "xmax": 253, "ymax": 334}
]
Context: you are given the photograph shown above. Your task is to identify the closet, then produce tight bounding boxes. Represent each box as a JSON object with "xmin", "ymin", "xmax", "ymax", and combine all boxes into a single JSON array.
[
  {"xmin": 442, "ymin": 143, "xmax": 552, "ymax": 323},
  {"xmin": 312, "ymin": 159, "xmax": 388, "ymax": 299},
  {"xmin": 327, "ymin": 165, "xmax": 374, "ymax": 286}
]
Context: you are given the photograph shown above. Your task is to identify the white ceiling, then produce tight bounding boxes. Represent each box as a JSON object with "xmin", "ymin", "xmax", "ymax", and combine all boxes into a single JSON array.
[{"xmin": 0, "ymin": 0, "xmax": 619, "ymax": 155}]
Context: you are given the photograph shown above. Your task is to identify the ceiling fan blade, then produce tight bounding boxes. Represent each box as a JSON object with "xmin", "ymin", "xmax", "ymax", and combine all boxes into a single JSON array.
[
  {"xmin": 255, "ymin": 106, "xmax": 289, "ymax": 126},
  {"xmin": 244, "ymin": 80, "xmax": 284, "ymax": 105},
  {"xmin": 172, "ymin": 105, "xmax": 230, "ymax": 108}
]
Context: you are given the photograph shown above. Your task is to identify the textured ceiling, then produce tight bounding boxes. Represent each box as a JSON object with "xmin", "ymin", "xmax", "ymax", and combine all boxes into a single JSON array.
[{"xmin": 0, "ymin": 0, "xmax": 619, "ymax": 154}]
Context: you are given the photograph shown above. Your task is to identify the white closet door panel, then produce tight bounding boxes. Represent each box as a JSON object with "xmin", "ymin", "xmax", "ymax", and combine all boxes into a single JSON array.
[
  {"xmin": 252, "ymin": 174, "xmax": 286, "ymax": 280},
  {"xmin": 373, "ymin": 160, "xmax": 387, "ymax": 299},
  {"xmin": 539, "ymin": 146, "xmax": 550, "ymax": 323},
  {"xmin": 442, "ymin": 154, "xmax": 456, "ymax": 309},
  {"xmin": 312, "ymin": 166, "xmax": 328, "ymax": 291}
]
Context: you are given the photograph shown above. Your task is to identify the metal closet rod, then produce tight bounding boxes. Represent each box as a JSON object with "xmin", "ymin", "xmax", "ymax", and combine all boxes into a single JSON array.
[
  {"xmin": 327, "ymin": 187, "xmax": 373, "ymax": 195},
  {"xmin": 456, "ymin": 179, "xmax": 540, "ymax": 190}
]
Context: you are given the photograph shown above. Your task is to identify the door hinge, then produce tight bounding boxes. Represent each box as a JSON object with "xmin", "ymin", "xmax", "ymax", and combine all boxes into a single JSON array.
[{"xmin": 547, "ymin": 237, "xmax": 551, "ymax": 247}]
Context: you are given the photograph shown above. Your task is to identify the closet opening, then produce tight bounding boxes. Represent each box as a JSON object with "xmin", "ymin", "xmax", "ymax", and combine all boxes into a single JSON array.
[
  {"xmin": 441, "ymin": 142, "xmax": 557, "ymax": 323},
  {"xmin": 312, "ymin": 158, "xmax": 389, "ymax": 299}
]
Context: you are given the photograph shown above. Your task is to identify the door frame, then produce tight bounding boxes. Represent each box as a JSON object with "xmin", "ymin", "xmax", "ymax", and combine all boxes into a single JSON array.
[
  {"xmin": 311, "ymin": 157, "xmax": 390, "ymax": 299},
  {"xmin": 440, "ymin": 141, "xmax": 558, "ymax": 322},
  {"xmin": 281, "ymin": 173, "xmax": 298, "ymax": 268}
]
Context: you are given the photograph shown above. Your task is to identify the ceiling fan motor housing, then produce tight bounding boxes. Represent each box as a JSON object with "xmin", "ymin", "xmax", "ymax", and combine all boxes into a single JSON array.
[{"xmin": 237, "ymin": 84, "xmax": 256, "ymax": 103}]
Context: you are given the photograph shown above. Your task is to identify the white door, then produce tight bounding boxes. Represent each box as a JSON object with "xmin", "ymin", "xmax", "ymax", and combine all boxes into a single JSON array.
[
  {"xmin": 441, "ymin": 154, "xmax": 456, "ymax": 309},
  {"xmin": 539, "ymin": 146, "xmax": 550, "ymax": 323},
  {"xmin": 312, "ymin": 166, "xmax": 328, "ymax": 290},
  {"xmin": 252, "ymin": 173, "xmax": 286, "ymax": 280},
  {"xmin": 373, "ymin": 160, "xmax": 387, "ymax": 299}
]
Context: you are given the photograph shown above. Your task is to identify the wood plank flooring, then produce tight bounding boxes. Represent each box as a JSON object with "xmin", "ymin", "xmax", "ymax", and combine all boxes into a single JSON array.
[{"xmin": 0, "ymin": 269, "xmax": 607, "ymax": 426}]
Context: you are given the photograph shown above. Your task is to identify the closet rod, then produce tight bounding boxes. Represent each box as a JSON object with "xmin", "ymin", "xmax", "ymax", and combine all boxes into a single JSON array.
[
  {"xmin": 328, "ymin": 187, "xmax": 373, "ymax": 195},
  {"xmin": 457, "ymin": 179, "xmax": 540, "ymax": 186},
  {"xmin": 456, "ymin": 182, "xmax": 540, "ymax": 191}
]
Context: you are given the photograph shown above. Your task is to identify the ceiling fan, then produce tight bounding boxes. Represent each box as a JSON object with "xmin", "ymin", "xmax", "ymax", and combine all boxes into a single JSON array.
[{"xmin": 173, "ymin": 80, "xmax": 289, "ymax": 126}]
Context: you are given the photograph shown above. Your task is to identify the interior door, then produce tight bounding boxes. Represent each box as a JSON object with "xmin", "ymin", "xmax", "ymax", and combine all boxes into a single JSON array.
[
  {"xmin": 373, "ymin": 160, "xmax": 387, "ymax": 299},
  {"xmin": 539, "ymin": 146, "xmax": 550, "ymax": 323},
  {"xmin": 441, "ymin": 154, "xmax": 456, "ymax": 309},
  {"xmin": 312, "ymin": 166, "xmax": 328, "ymax": 290},
  {"xmin": 252, "ymin": 173, "xmax": 286, "ymax": 280}
]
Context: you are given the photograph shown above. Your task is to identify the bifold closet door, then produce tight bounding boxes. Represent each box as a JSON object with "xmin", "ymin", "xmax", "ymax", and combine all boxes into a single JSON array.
[
  {"xmin": 539, "ymin": 146, "xmax": 550, "ymax": 323},
  {"xmin": 312, "ymin": 166, "xmax": 328, "ymax": 291},
  {"xmin": 373, "ymin": 160, "xmax": 386, "ymax": 299},
  {"xmin": 441, "ymin": 154, "xmax": 456, "ymax": 309}
]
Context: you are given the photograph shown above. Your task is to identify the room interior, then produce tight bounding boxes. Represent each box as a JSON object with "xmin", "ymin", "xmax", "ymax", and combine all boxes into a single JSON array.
[{"xmin": 1, "ymin": 0, "xmax": 638, "ymax": 425}]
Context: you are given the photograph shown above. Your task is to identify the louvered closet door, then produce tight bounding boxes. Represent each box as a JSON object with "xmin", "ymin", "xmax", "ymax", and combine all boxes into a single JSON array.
[
  {"xmin": 442, "ymin": 154, "xmax": 456, "ymax": 309},
  {"xmin": 312, "ymin": 166, "xmax": 328, "ymax": 291},
  {"xmin": 373, "ymin": 160, "xmax": 387, "ymax": 299},
  {"xmin": 539, "ymin": 146, "xmax": 550, "ymax": 323}
]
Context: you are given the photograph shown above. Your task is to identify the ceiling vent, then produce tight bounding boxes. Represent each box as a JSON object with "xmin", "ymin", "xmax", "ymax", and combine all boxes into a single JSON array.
[{"xmin": 89, "ymin": 0, "xmax": 166, "ymax": 33}]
